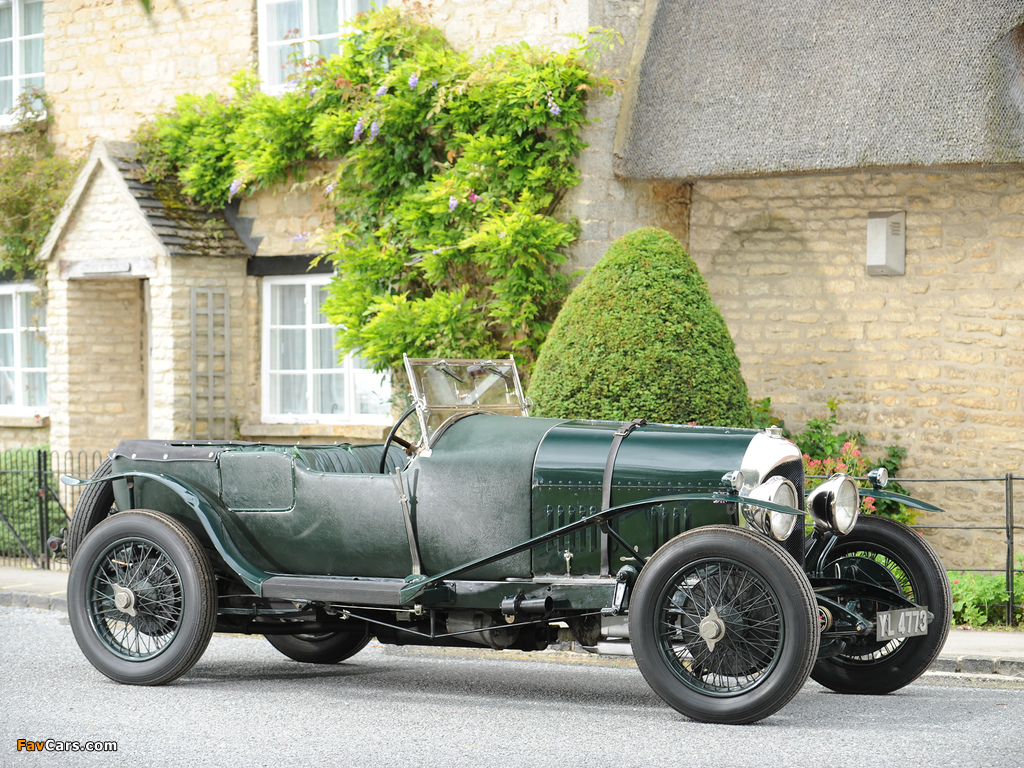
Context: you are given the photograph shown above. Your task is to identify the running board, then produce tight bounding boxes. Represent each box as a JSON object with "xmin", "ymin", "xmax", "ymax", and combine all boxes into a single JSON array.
[{"xmin": 261, "ymin": 576, "xmax": 407, "ymax": 606}]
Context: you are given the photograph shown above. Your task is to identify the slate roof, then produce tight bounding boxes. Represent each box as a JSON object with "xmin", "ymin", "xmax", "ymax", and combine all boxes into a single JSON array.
[
  {"xmin": 102, "ymin": 141, "xmax": 251, "ymax": 258},
  {"xmin": 37, "ymin": 139, "xmax": 252, "ymax": 265},
  {"xmin": 616, "ymin": 0, "xmax": 1024, "ymax": 180}
]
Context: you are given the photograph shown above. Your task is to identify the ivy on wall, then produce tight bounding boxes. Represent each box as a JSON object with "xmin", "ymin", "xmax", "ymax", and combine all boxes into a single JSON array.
[
  {"xmin": 137, "ymin": 7, "xmax": 620, "ymax": 371},
  {"xmin": 0, "ymin": 93, "xmax": 81, "ymax": 278}
]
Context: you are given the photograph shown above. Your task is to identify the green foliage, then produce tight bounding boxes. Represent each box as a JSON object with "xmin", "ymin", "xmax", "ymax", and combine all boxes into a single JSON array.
[
  {"xmin": 948, "ymin": 566, "xmax": 1023, "ymax": 626},
  {"xmin": 529, "ymin": 227, "xmax": 754, "ymax": 427},
  {"xmin": 757, "ymin": 396, "xmax": 914, "ymax": 522},
  {"xmin": 0, "ymin": 91, "xmax": 81, "ymax": 277},
  {"xmin": 136, "ymin": 8, "xmax": 620, "ymax": 370}
]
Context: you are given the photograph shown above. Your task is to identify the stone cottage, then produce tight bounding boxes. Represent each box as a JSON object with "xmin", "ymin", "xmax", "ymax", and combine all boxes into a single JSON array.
[{"xmin": 1, "ymin": 0, "xmax": 1023, "ymax": 568}]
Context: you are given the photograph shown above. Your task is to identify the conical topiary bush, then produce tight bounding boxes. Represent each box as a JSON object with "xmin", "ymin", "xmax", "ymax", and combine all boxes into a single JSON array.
[{"xmin": 529, "ymin": 227, "xmax": 753, "ymax": 427}]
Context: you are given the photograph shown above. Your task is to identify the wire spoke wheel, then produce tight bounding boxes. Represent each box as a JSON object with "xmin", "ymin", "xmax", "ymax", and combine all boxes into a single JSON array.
[
  {"xmin": 631, "ymin": 526, "xmax": 818, "ymax": 724},
  {"xmin": 810, "ymin": 515, "xmax": 952, "ymax": 694},
  {"xmin": 87, "ymin": 538, "xmax": 184, "ymax": 661},
  {"xmin": 68, "ymin": 510, "xmax": 216, "ymax": 686},
  {"xmin": 657, "ymin": 559, "xmax": 784, "ymax": 696}
]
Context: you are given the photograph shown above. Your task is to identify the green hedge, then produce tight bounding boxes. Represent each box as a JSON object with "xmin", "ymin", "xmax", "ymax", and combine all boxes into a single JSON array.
[{"xmin": 529, "ymin": 227, "xmax": 753, "ymax": 426}]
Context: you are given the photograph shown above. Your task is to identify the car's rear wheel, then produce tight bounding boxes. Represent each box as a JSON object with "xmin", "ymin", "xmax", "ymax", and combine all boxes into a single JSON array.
[
  {"xmin": 630, "ymin": 526, "xmax": 819, "ymax": 724},
  {"xmin": 68, "ymin": 510, "xmax": 216, "ymax": 685},
  {"xmin": 265, "ymin": 628, "xmax": 371, "ymax": 664},
  {"xmin": 67, "ymin": 459, "xmax": 117, "ymax": 563},
  {"xmin": 810, "ymin": 515, "xmax": 951, "ymax": 694}
]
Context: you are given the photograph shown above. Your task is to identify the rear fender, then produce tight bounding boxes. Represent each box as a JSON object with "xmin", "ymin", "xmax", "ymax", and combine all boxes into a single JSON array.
[{"xmin": 63, "ymin": 471, "xmax": 269, "ymax": 593}]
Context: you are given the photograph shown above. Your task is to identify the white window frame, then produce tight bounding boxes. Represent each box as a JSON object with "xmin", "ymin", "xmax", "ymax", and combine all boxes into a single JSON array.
[
  {"xmin": 0, "ymin": 283, "xmax": 46, "ymax": 416},
  {"xmin": 0, "ymin": 0, "xmax": 44, "ymax": 127},
  {"xmin": 256, "ymin": 0, "xmax": 373, "ymax": 92},
  {"xmin": 261, "ymin": 274, "xmax": 391, "ymax": 426}
]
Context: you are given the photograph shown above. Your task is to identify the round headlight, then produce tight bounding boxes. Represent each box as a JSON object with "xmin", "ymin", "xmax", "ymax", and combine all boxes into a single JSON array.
[
  {"xmin": 807, "ymin": 474, "xmax": 860, "ymax": 534},
  {"xmin": 744, "ymin": 476, "xmax": 800, "ymax": 541},
  {"xmin": 767, "ymin": 480, "xmax": 799, "ymax": 540}
]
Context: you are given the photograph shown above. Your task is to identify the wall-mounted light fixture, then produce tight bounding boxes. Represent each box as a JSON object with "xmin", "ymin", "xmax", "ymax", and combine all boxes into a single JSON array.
[{"xmin": 866, "ymin": 210, "xmax": 906, "ymax": 276}]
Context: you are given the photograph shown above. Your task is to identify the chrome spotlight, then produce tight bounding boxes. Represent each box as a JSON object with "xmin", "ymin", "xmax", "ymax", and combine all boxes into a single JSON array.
[
  {"xmin": 807, "ymin": 474, "xmax": 860, "ymax": 534},
  {"xmin": 744, "ymin": 476, "xmax": 800, "ymax": 541}
]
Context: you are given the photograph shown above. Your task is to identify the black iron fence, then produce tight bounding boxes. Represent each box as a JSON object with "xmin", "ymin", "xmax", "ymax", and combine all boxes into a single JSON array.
[
  {"xmin": 900, "ymin": 474, "xmax": 1022, "ymax": 627},
  {"xmin": 0, "ymin": 448, "xmax": 104, "ymax": 571},
  {"xmin": 0, "ymin": 450, "xmax": 1020, "ymax": 623}
]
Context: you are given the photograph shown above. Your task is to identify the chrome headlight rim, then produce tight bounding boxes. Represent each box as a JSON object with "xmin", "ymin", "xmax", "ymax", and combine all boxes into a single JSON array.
[
  {"xmin": 743, "ymin": 475, "xmax": 800, "ymax": 542},
  {"xmin": 807, "ymin": 473, "xmax": 860, "ymax": 534}
]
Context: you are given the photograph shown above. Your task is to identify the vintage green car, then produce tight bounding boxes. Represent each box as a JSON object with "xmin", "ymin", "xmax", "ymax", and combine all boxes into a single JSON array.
[{"xmin": 60, "ymin": 357, "xmax": 951, "ymax": 724}]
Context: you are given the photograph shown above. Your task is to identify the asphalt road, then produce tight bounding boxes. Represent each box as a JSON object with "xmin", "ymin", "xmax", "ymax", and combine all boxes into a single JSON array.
[{"xmin": 2, "ymin": 606, "xmax": 1023, "ymax": 768}]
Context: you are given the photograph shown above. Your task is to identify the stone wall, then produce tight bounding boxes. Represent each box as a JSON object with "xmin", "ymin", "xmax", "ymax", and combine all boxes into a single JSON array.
[
  {"xmin": 45, "ymin": 162, "xmax": 155, "ymax": 459},
  {"xmin": 688, "ymin": 169, "xmax": 1024, "ymax": 568},
  {"xmin": 45, "ymin": 0, "xmax": 256, "ymax": 152},
  {"xmin": 148, "ymin": 255, "xmax": 249, "ymax": 442}
]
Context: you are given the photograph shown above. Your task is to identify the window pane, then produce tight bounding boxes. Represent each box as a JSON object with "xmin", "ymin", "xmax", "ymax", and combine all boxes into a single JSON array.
[
  {"xmin": 314, "ymin": 0, "xmax": 339, "ymax": 36},
  {"xmin": 20, "ymin": 329, "xmax": 44, "ymax": 368},
  {"xmin": 313, "ymin": 284, "xmax": 330, "ymax": 323},
  {"xmin": 270, "ymin": 373, "xmax": 307, "ymax": 414},
  {"xmin": 0, "ymin": 370, "xmax": 13, "ymax": 405},
  {"xmin": 313, "ymin": 327, "xmax": 341, "ymax": 369},
  {"xmin": 0, "ymin": 294, "xmax": 12, "ymax": 330},
  {"xmin": 0, "ymin": 79, "xmax": 10, "ymax": 113},
  {"xmin": 21, "ymin": 37, "xmax": 42, "ymax": 75},
  {"xmin": 313, "ymin": 372, "xmax": 345, "ymax": 415},
  {"xmin": 353, "ymin": 365, "xmax": 390, "ymax": 415},
  {"xmin": 21, "ymin": 0, "xmax": 42, "ymax": 36},
  {"xmin": 268, "ymin": 0, "xmax": 303, "ymax": 42},
  {"xmin": 19, "ymin": 293, "xmax": 42, "ymax": 328},
  {"xmin": 356, "ymin": 0, "xmax": 374, "ymax": 14},
  {"xmin": 0, "ymin": 333, "xmax": 12, "ymax": 367},
  {"xmin": 23, "ymin": 371, "xmax": 44, "ymax": 407},
  {"xmin": 0, "ymin": 6, "xmax": 11, "ymax": 40},
  {"xmin": 270, "ymin": 328, "xmax": 306, "ymax": 370},
  {"xmin": 313, "ymin": 36, "xmax": 339, "ymax": 59},
  {"xmin": 0, "ymin": 41, "xmax": 11, "ymax": 78},
  {"xmin": 271, "ymin": 284, "xmax": 305, "ymax": 325}
]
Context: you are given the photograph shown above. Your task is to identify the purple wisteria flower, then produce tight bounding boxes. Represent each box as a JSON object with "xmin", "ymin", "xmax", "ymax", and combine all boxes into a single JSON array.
[
  {"xmin": 432, "ymin": 248, "xmax": 441, "ymax": 255},
  {"xmin": 546, "ymin": 91, "xmax": 561, "ymax": 117},
  {"xmin": 291, "ymin": 231, "xmax": 310, "ymax": 242},
  {"xmin": 376, "ymin": 85, "xmax": 388, "ymax": 97},
  {"xmin": 325, "ymin": 182, "xmax": 336, "ymax": 195},
  {"xmin": 228, "ymin": 178, "xmax": 243, "ymax": 201},
  {"xmin": 408, "ymin": 73, "xmax": 419, "ymax": 89},
  {"xmin": 430, "ymin": 79, "xmax": 438, "ymax": 88},
  {"xmin": 448, "ymin": 196, "xmax": 458, "ymax": 212},
  {"xmin": 370, "ymin": 120, "xmax": 379, "ymax": 139},
  {"xmin": 353, "ymin": 117, "xmax": 364, "ymax": 141}
]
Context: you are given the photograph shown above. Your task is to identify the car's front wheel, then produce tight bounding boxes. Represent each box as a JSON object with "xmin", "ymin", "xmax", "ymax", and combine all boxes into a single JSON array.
[
  {"xmin": 67, "ymin": 510, "xmax": 216, "ymax": 685},
  {"xmin": 809, "ymin": 515, "xmax": 952, "ymax": 694},
  {"xmin": 630, "ymin": 526, "xmax": 819, "ymax": 724},
  {"xmin": 265, "ymin": 628, "xmax": 371, "ymax": 664}
]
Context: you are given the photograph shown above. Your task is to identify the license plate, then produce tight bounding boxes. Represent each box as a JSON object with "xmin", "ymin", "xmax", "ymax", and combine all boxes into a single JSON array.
[{"xmin": 876, "ymin": 607, "xmax": 930, "ymax": 642}]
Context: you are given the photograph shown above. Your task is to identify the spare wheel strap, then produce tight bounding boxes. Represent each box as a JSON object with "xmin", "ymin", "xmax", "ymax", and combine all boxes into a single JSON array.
[{"xmin": 600, "ymin": 418, "xmax": 647, "ymax": 575}]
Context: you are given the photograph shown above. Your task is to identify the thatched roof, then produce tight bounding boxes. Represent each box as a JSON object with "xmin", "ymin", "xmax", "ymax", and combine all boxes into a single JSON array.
[{"xmin": 615, "ymin": 0, "xmax": 1024, "ymax": 180}]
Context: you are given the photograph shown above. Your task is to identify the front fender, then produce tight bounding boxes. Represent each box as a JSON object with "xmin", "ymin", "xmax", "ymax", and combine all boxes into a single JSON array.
[{"xmin": 63, "ymin": 471, "xmax": 270, "ymax": 593}]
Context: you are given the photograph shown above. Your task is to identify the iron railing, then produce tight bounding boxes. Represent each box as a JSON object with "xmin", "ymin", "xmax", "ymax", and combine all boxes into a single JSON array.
[{"xmin": 0, "ymin": 449, "xmax": 105, "ymax": 572}]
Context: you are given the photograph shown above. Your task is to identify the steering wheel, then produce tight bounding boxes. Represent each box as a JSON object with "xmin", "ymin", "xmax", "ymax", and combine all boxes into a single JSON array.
[{"xmin": 379, "ymin": 404, "xmax": 418, "ymax": 474}]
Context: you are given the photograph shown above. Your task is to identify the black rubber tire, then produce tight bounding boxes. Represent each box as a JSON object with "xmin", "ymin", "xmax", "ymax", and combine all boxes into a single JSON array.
[
  {"xmin": 265, "ymin": 628, "xmax": 371, "ymax": 664},
  {"xmin": 66, "ymin": 459, "xmax": 116, "ymax": 563},
  {"xmin": 810, "ymin": 515, "xmax": 952, "ymax": 695},
  {"xmin": 630, "ymin": 526, "xmax": 819, "ymax": 724},
  {"xmin": 67, "ymin": 510, "xmax": 217, "ymax": 685}
]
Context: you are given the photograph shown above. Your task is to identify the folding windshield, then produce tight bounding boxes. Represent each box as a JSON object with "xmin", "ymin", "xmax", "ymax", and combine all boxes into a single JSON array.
[{"xmin": 403, "ymin": 356, "xmax": 529, "ymax": 445}]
